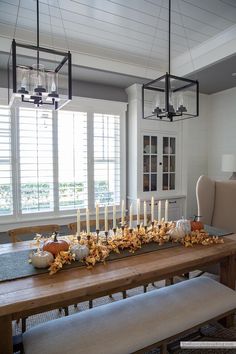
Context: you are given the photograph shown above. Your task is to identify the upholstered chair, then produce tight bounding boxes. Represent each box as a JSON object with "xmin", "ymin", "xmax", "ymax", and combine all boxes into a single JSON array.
[
  {"xmin": 196, "ymin": 175, "xmax": 236, "ymax": 275},
  {"xmin": 196, "ymin": 175, "xmax": 236, "ymax": 233}
]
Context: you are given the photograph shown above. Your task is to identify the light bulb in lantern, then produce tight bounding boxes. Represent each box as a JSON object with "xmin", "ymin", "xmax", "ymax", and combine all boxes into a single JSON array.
[
  {"xmin": 31, "ymin": 64, "xmax": 46, "ymax": 94},
  {"xmin": 168, "ymin": 91, "xmax": 175, "ymax": 114},
  {"xmin": 51, "ymin": 79, "xmax": 56, "ymax": 93},
  {"xmin": 47, "ymin": 71, "xmax": 59, "ymax": 99},
  {"xmin": 17, "ymin": 66, "xmax": 29, "ymax": 94},
  {"xmin": 178, "ymin": 92, "xmax": 184, "ymax": 107},
  {"xmin": 154, "ymin": 92, "xmax": 160, "ymax": 107},
  {"xmin": 37, "ymin": 73, "xmax": 42, "ymax": 86},
  {"xmin": 152, "ymin": 92, "xmax": 162, "ymax": 116},
  {"xmin": 21, "ymin": 76, "xmax": 27, "ymax": 90},
  {"xmin": 176, "ymin": 92, "xmax": 187, "ymax": 114}
]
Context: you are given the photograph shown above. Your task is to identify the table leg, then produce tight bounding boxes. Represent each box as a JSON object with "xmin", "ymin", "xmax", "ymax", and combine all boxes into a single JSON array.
[
  {"xmin": 220, "ymin": 255, "xmax": 236, "ymax": 327},
  {"xmin": 165, "ymin": 277, "xmax": 174, "ymax": 286},
  {"xmin": 0, "ymin": 315, "xmax": 13, "ymax": 354}
]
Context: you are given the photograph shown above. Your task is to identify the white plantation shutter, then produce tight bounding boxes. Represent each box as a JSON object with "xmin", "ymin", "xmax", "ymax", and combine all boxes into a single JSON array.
[
  {"xmin": 94, "ymin": 113, "xmax": 120, "ymax": 206},
  {"xmin": 0, "ymin": 106, "xmax": 12, "ymax": 216},
  {"xmin": 19, "ymin": 108, "xmax": 54, "ymax": 214},
  {"xmin": 58, "ymin": 111, "xmax": 88, "ymax": 210},
  {"xmin": 0, "ymin": 101, "xmax": 125, "ymax": 222}
]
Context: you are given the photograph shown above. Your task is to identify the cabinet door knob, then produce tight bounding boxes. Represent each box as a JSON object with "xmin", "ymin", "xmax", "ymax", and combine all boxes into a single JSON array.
[
  {"xmin": 159, "ymin": 162, "xmax": 162, "ymax": 165},
  {"xmin": 169, "ymin": 201, "xmax": 177, "ymax": 204}
]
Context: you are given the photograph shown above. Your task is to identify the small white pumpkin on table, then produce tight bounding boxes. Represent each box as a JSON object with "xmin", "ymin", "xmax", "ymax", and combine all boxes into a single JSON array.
[
  {"xmin": 30, "ymin": 250, "xmax": 54, "ymax": 269},
  {"xmin": 176, "ymin": 217, "xmax": 191, "ymax": 235},
  {"xmin": 168, "ymin": 226, "xmax": 185, "ymax": 241},
  {"xmin": 70, "ymin": 244, "xmax": 89, "ymax": 261}
]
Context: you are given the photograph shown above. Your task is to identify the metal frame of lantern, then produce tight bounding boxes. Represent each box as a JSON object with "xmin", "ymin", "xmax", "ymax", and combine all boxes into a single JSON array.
[
  {"xmin": 142, "ymin": 73, "xmax": 199, "ymax": 122},
  {"xmin": 142, "ymin": 0, "xmax": 199, "ymax": 122},
  {"xmin": 8, "ymin": 39, "xmax": 72, "ymax": 110}
]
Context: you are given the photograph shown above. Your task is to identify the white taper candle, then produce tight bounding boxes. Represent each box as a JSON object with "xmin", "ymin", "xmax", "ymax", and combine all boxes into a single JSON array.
[
  {"xmin": 158, "ymin": 200, "xmax": 161, "ymax": 223},
  {"xmin": 77, "ymin": 209, "xmax": 80, "ymax": 235},
  {"xmin": 144, "ymin": 201, "xmax": 147, "ymax": 227},
  {"xmin": 137, "ymin": 198, "xmax": 140, "ymax": 225},
  {"xmin": 105, "ymin": 205, "xmax": 108, "ymax": 232},
  {"xmin": 95, "ymin": 203, "xmax": 99, "ymax": 230},
  {"xmin": 151, "ymin": 196, "xmax": 154, "ymax": 222},
  {"xmin": 129, "ymin": 203, "xmax": 133, "ymax": 229},
  {"xmin": 165, "ymin": 199, "xmax": 169, "ymax": 222},
  {"xmin": 86, "ymin": 208, "xmax": 90, "ymax": 234},
  {"xmin": 121, "ymin": 200, "xmax": 125, "ymax": 226},
  {"xmin": 113, "ymin": 204, "xmax": 116, "ymax": 229}
]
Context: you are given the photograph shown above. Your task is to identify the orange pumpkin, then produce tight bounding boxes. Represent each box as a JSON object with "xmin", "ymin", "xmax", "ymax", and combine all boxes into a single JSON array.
[
  {"xmin": 43, "ymin": 232, "xmax": 69, "ymax": 256},
  {"xmin": 191, "ymin": 216, "xmax": 204, "ymax": 231}
]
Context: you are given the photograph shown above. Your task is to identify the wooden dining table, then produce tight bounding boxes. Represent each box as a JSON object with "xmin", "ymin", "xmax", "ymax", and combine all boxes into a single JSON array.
[{"xmin": 1, "ymin": 234, "xmax": 236, "ymax": 354}]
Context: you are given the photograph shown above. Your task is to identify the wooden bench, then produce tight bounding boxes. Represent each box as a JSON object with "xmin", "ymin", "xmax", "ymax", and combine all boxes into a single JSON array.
[{"xmin": 22, "ymin": 277, "xmax": 236, "ymax": 354}]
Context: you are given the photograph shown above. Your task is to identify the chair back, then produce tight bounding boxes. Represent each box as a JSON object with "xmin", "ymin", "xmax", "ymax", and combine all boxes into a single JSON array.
[
  {"xmin": 8, "ymin": 224, "xmax": 60, "ymax": 243},
  {"xmin": 196, "ymin": 175, "xmax": 215, "ymax": 225},
  {"xmin": 196, "ymin": 175, "xmax": 236, "ymax": 232}
]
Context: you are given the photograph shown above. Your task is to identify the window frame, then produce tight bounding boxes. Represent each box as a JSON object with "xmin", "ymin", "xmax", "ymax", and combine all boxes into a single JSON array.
[{"xmin": 0, "ymin": 97, "xmax": 127, "ymax": 227}]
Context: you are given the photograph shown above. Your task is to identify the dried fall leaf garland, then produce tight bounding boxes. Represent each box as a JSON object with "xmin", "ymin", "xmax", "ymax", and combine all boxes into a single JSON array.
[
  {"xmin": 49, "ymin": 251, "xmax": 75, "ymax": 275},
  {"xmin": 181, "ymin": 230, "xmax": 224, "ymax": 247},
  {"xmin": 31, "ymin": 223, "xmax": 224, "ymax": 275}
]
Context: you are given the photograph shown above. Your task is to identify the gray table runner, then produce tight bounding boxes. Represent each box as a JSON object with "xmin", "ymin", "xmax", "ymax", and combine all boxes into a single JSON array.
[{"xmin": 0, "ymin": 225, "xmax": 231, "ymax": 282}]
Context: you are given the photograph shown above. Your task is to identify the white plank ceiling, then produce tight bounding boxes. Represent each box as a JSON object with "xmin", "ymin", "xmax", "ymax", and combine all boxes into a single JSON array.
[{"xmin": 0, "ymin": 0, "xmax": 235, "ymax": 74}]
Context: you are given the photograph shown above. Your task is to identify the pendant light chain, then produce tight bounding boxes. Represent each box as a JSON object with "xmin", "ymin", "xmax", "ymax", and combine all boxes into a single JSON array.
[{"xmin": 13, "ymin": 0, "xmax": 21, "ymax": 39}]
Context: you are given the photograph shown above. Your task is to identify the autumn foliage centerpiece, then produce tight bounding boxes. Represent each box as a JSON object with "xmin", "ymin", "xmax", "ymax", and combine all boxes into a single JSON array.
[{"xmin": 29, "ymin": 218, "xmax": 224, "ymax": 275}]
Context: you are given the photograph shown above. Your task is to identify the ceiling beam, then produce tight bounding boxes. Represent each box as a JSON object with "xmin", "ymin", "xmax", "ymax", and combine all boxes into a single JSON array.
[{"xmin": 173, "ymin": 24, "xmax": 236, "ymax": 77}]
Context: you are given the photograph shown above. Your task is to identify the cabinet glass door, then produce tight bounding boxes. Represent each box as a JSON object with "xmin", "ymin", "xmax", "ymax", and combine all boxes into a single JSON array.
[
  {"xmin": 143, "ymin": 135, "xmax": 158, "ymax": 191},
  {"xmin": 162, "ymin": 137, "xmax": 176, "ymax": 190}
]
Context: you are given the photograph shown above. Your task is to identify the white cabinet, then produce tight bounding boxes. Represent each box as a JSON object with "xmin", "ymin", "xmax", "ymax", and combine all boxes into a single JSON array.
[
  {"xmin": 142, "ymin": 133, "xmax": 177, "ymax": 193},
  {"xmin": 145, "ymin": 197, "xmax": 185, "ymax": 222},
  {"xmin": 167, "ymin": 198, "xmax": 185, "ymax": 221},
  {"xmin": 126, "ymin": 83, "xmax": 186, "ymax": 219}
]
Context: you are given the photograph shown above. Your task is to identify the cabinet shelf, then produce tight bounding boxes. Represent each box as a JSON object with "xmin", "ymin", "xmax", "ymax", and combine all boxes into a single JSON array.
[{"xmin": 143, "ymin": 134, "xmax": 176, "ymax": 192}]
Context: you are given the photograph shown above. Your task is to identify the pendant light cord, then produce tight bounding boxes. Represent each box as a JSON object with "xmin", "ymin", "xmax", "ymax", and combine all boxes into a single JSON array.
[
  {"xmin": 144, "ymin": 0, "xmax": 163, "ymax": 78},
  {"xmin": 57, "ymin": 0, "xmax": 70, "ymax": 51},
  {"xmin": 176, "ymin": 0, "xmax": 196, "ymax": 76},
  {"xmin": 168, "ymin": 0, "xmax": 171, "ymax": 74},
  {"xmin": 13, "ymin": 0, "xmax": 21, "ymax": 39},
  {"xmin": 47, "ymin": 0, "xmax": 57, "ymax": 61},
  {"xmin": 37, "ymin": 0, "xmax": 40, "ymax": 69}
]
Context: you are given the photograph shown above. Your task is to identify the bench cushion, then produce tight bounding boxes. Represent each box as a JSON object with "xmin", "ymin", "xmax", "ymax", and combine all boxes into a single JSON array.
[{"xmin": 23, "ymin": 277, "xmax": 236, "ymax": 354}]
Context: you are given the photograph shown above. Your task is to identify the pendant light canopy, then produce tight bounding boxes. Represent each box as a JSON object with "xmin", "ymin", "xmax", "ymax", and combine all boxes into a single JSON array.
[
  {"xmin": 142, "ymin": 0, "xmax": 199, "ymax": 122},
  {"xmin": 8, "ymin": 0, "xmax": 72, "ymax": 110}
]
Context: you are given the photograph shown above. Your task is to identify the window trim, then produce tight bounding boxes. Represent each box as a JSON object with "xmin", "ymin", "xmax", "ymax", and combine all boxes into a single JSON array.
[{"xmin": 0, "ymin": 97, "xmax": 127, "ymax": 229}]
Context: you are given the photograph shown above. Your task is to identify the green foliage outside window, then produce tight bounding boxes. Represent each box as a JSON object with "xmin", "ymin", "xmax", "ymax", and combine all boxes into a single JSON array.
[{"xmin": 0, "ymin": 181, "xmax": 114, "ymax": 214}]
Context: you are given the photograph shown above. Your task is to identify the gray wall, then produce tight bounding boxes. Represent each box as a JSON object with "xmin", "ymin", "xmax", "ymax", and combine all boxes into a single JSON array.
[
  {"xmin": 73, "ymin": 80, "xmax": 127, "ymax": 102},
  {"xmin": 0, "ymin": 69, "xmax": 128, "ymax": 102},
  {"xmin": 0, "ymin": 69, "xmax": 8, "ymax": 88}
]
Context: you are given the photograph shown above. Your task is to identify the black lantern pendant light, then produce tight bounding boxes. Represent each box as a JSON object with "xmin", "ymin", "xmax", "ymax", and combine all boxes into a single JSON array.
[
  {"xmin": 8, "ymin": 0, "xmax": 72, "ymax": 110},
  {"xmin": 142, "ymin": 0, "xmax": 199, "ymax": 122}
]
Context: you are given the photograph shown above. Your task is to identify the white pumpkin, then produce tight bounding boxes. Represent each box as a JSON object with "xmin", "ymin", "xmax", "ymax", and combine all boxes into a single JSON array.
[
  {"xmin": 168, "ymin": 227, "xmax": 185, "ymax": 240},
  {"xmin": 30, "ymin": 250, "xmax": 54, "ymax": 268},
  {"xmin": 176, "ymin": 218, "xmax": 191, "ymax": 235},
  {"xmin": 71, "ymin": 244, "xmax": 89, "ymax": 261}
]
